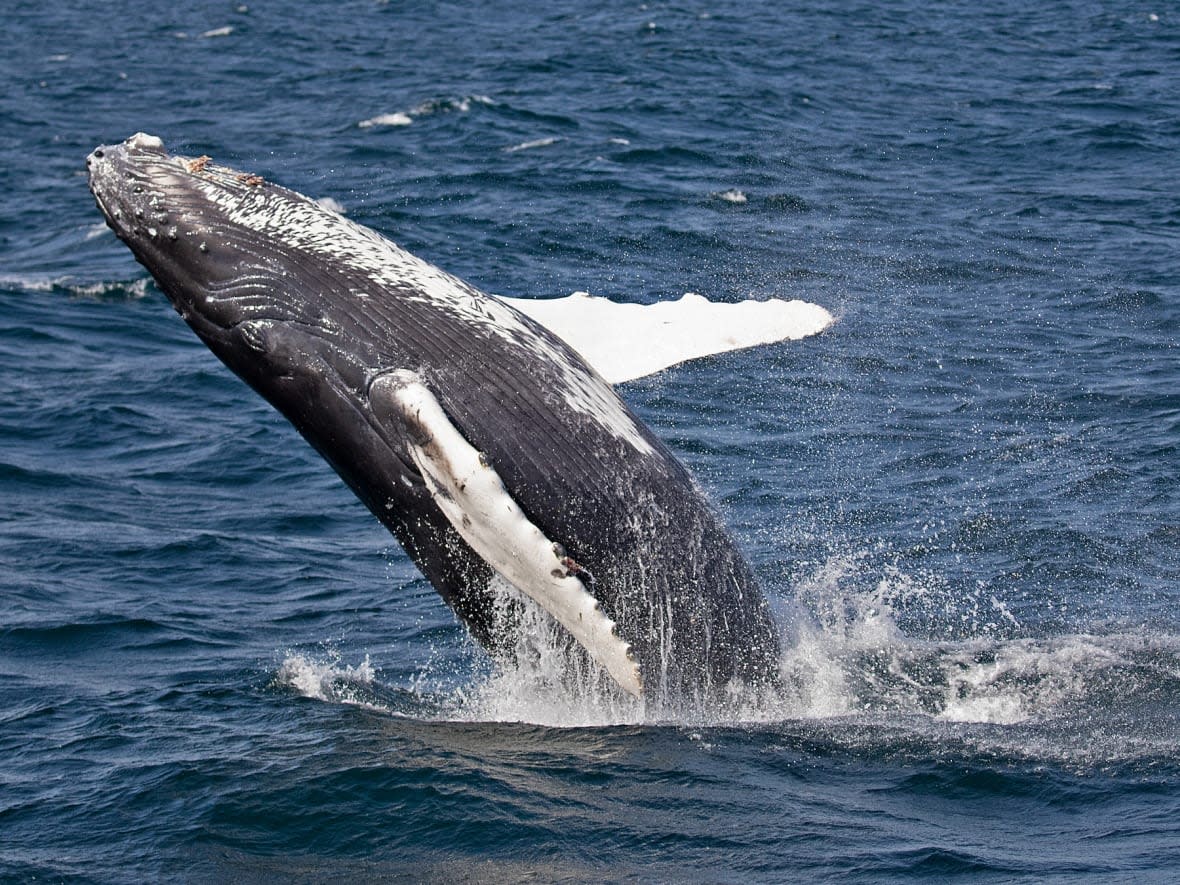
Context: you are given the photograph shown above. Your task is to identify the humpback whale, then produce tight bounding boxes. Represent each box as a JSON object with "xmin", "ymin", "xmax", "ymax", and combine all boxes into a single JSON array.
[{"xmin": 87, "ymin": 133, "xmax": 804, "ymax": 709}]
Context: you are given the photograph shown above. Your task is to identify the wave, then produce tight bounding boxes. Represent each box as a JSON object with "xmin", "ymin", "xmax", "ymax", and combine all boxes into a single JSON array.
[
  {"xmin": 504, "ymin": 136, "xmax": 561, "ymax": 153},
  {"xmin": 357, "ymin": 112, "xmax": 412, "ymax": 129},
  {"xmin": 357, "ymin": 94, "xmax": 495, "ymax": 129},
  {"xmin": 0, "ymin": 273, "xmax": 152, "ymax": 301}
]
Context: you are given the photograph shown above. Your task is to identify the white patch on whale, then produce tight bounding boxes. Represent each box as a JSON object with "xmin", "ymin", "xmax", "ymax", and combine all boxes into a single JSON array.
[
  {"xmin": 370, "ymin": 369, "xmax": 643, "ymax": 698},
  {"xmin": 126, "ymin": 132, "xmax": 164, "ymax": 151}
]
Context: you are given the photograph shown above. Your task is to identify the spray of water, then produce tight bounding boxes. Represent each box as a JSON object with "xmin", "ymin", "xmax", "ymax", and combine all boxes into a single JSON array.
[
  {"xmin": 273, "ymin": 649, "xmax": 385, "ymax": 715},
  {"xmin": 274, "ymin": 549, "xmax": 1180, "ymax": 749}
]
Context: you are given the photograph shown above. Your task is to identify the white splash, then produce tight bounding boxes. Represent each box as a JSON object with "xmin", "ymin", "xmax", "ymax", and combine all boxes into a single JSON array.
[
  {"xmin": 763, "ymin": 552, "xmax": 1166, "ymax": 728},
  {"xmin": 358, "ymin": 112, "xmax": 412, "ymax": 128},
  {"xmin": 127, "ymin": 131, "xmax": 163, "ymax": 151},
  {"xmin": 444, "ymin": 580, "xmax": 646, "ymax": 727},
  {"xmin": 410, "ymin": 95, "xmax": 494, "ymax": 115},
  {"xmin": 714, "ymin": 188, "xmax": 748, "ymax": 204},
  {"xmin": 275, "ymin": 651, "xmax": 375, "ymax": 704},
  {"xmin": 278, "ymin": 547, "xmax": 1180, "ymax": 746}
]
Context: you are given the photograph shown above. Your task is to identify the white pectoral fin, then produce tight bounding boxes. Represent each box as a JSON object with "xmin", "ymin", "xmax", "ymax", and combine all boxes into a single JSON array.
[
  {"xmin": 501, "ymin": 291, "xmax": 834, "ymax": 384},
  {"xmin": 368, "ymin": 370, "xmax": 643, "ymax": 698}
]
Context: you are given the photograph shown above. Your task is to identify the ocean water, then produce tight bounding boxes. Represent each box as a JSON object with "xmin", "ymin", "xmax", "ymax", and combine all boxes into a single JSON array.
[{"xmin": 3, "ymin": 1, "xmax": 1180, "ymax": 881}]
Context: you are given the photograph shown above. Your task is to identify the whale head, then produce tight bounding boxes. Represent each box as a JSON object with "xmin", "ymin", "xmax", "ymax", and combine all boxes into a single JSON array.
[
  {"xmin": 86, "ymin": 133, "xmax": 368, "ymax": 398},
  {"xmin": 88, "ymin": 135, "xmax": 248, "ymax": 331}
]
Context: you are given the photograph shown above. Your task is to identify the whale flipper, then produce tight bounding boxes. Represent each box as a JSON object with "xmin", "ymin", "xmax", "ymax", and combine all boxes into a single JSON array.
[
  {"xmin": 369, "ymin": 370, "xmax": 644, "ymax": 698},
  {"xmin": 502, "ymin": 291, "xmax": 833, "ymax": 384}
]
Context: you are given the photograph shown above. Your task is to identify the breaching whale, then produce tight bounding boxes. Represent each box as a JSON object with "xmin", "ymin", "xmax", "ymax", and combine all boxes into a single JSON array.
[{"xmin": 86, "ymin": 133, "xmax": 822, "ymax": 708}]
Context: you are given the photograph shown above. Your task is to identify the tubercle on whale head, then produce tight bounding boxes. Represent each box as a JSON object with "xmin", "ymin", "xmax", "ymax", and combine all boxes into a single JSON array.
[
  {"xmin": 85, "ymin": 133, "xmax": 298, "ymax": 348},
  {"xmin": 88, "ymin": 134, "xmax": 227, "ymax": 325},
  {"xmin": 85, "ymin": 133, "xmax": 362, "ymax": 433}
]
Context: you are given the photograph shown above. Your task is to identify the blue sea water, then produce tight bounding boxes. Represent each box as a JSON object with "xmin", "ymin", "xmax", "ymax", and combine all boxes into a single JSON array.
[{"xmin": 3, "ymin": 0, "xmax": 1180, "ymax": 880}]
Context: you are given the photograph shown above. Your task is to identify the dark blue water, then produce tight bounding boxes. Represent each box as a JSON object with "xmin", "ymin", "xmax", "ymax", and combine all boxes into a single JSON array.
[{"xmin": 4, "ymin": 1, "xmax": 1180, "ymax": 880}]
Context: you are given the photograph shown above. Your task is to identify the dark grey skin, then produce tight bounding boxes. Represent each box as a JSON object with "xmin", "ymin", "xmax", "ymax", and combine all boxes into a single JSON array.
[{"xmin": 86, "ymin": 133, "xmax": 781, "ymax": 710}]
